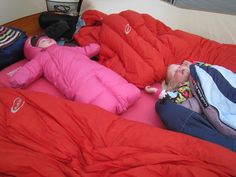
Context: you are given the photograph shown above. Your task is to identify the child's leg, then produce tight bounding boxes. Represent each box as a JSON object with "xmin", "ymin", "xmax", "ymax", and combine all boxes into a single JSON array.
[{"xmin": 156, "ymin": 100, "xmax": 236, "ymax": 152}]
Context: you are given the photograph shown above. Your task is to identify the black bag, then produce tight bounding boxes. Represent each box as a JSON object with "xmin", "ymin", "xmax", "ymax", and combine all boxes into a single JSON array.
[
  {"xmin": 39, "ymin": 11, "xmax": 79, "ymax": 41},
  {"xmin": 0, "ymin": 26, "xmax": 27, "ymax": 70}
]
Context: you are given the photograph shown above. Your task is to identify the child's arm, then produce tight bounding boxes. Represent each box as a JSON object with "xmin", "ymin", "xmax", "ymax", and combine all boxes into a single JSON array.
[
  {"xmin": 74, "ymin": 43, "xmax": 100, "ymax": 58},
  {"xmin": 10, "ymin": 56, "xmax": 43, "ymax": 88},
  {"xmin": 145, "ymin": 86, "xmax": 159, "ymax": 94}
]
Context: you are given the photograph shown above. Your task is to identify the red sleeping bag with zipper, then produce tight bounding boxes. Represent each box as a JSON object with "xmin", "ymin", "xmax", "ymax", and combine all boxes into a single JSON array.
[
  {"xmin": 1, "ymin": 88, "xmax": 236, "ymax": 177},
  {"xmin": 74, "ymin": 10, "xmax": 236, "ymax": 88}
]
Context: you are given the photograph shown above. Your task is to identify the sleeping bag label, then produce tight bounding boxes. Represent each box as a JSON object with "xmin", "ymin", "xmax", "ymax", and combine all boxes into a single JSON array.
[{"xmin": 192, "ymin": 79, "xmax": 209, "ymax": 108}]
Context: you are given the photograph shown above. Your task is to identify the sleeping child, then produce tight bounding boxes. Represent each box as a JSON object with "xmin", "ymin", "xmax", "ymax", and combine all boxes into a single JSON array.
[
  {"xmin": 10, "ymin": 35, "xmax": 141, "ymax": 114},
  {"xmin": 146, "ymin": 60, "xmax": 236, "ymax": 151},
  {"xmin": 145, "ymin": 60, "xmax": 195, "ymax": 106},
  {"xmin": 147, "ymin": 60, "xmax": 236, "ymax": 137}
]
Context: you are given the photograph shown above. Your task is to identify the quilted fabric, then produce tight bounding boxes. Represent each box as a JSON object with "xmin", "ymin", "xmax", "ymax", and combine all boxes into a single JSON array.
[
  {"xmin": 74, "ymin": 10, "xmax": 173, "ymax": 88},
  {"xmin": 74, "ymin": 10, "xmax": 236, "ymax": 88}
]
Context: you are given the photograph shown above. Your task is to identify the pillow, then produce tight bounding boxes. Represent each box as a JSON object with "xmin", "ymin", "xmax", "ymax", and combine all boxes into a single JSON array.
[{"xmin": 0, "ymin": 26, "xmax": 27, "ymax": 70}]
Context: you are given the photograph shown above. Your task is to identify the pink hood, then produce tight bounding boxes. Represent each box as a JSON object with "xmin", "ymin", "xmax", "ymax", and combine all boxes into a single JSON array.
[{"xmin": 24, "ymin": 37, "xmax": 42, "ymax": 60}]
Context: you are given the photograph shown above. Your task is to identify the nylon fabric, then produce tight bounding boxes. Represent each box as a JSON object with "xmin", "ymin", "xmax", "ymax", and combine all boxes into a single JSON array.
[
  {"xmin": 1, "ymin": 88, "xmax": 236, "ymax": 176},
  {"xmin": 190, "ymin": 63, "xmax": 236, "ymax": 136},
  {"xmin": 74, "ymin": 10, "xmax": 236, "ymax": 88}
]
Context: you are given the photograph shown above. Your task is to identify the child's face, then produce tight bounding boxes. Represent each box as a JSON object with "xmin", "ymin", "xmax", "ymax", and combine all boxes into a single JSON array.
[
  {"xmin": 37, "ymin": 38, "xmax": 56, "ymax": 48},
  {"xmin": 166, "ymin": 60, "xmax": 191, "ymax": 89}
]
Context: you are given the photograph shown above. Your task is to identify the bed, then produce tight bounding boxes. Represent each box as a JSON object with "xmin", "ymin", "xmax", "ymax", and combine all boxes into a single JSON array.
[{"xmin": 1, "ymin": 10, "xmax": 236, "ymax": 177}]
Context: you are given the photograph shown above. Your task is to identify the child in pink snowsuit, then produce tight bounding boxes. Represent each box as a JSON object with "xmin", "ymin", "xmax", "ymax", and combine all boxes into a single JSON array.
[{"xmin": 10, "ymin": 35, "xmax": 140, "ymax": 114}]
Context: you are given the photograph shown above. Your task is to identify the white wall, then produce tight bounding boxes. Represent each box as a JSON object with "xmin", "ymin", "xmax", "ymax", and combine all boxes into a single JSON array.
[
  {"xmin": 0, "ymin": 0, "xmax": 235, "ymax": 44},
  {"xmin": 81, "ymin": 0, "xmax": 236, "ymax": 44},
  {"xmin": 0, "ymin": 0, "xmax": 47, "ymax": 25}
]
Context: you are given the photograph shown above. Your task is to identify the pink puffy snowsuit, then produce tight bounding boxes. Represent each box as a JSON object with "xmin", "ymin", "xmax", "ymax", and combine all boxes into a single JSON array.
[{"xmin": 10, "ymin": 37, "xmax": 141, "ymax": 114}]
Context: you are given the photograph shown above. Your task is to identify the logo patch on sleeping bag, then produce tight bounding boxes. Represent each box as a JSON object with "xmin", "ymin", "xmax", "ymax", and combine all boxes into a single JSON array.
[
  {"xmin": 124, "ymin": 24, "xmax": 131, "ymax": 34},
  {"xmin": 11, "ymin": 97, "xmax": 25, "ymax": 113}
]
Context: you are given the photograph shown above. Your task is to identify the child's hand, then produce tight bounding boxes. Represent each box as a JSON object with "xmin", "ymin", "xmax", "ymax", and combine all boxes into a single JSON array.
[
  {"xmin": 145, "ymin": 86, "xmax": 158, "ymax": 94},
  {"xmin": 159, "ymin": 89, "xmax": 167, "ymax": 99}
]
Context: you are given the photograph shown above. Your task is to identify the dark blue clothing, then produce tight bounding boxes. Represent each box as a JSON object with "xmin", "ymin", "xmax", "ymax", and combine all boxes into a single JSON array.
[{"xmin": 156, "ymin": 100, "xmax": 236, "ymax": 152}]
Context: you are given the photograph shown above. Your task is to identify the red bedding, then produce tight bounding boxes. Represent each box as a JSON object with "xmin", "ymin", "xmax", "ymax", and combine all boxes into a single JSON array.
[
  {"xmin": 74, "ymin": 10, "xmax": 236, "ymax": 88},
  {"xmin": 1, "ymin": 88, "xmax": 236, "ymax": 177}
]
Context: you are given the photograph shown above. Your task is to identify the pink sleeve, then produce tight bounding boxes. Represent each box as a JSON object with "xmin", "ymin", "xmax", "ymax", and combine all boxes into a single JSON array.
[
  {"xmin": 74, "ymin": 43, "xmax": 100, "ymax": 58},
  {"xmin": 10, "ymin": 56, "xmax": 43, "ymax": 88}
]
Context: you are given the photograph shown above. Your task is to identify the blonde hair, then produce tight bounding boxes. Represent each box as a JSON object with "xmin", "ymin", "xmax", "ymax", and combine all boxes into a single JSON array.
[{"xmin": 165, "ymin": 64, "xmax": 178, "ymax": 91}]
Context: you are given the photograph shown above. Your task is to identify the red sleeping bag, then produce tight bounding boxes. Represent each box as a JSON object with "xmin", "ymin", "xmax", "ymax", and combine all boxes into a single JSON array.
[
  {"xmin": 0, "ymin": 88, "xmax": 236, "ymax": 176},
  {"xmin": 74, "ymin": 10, "xmax": 236, "ymax": 88}
]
